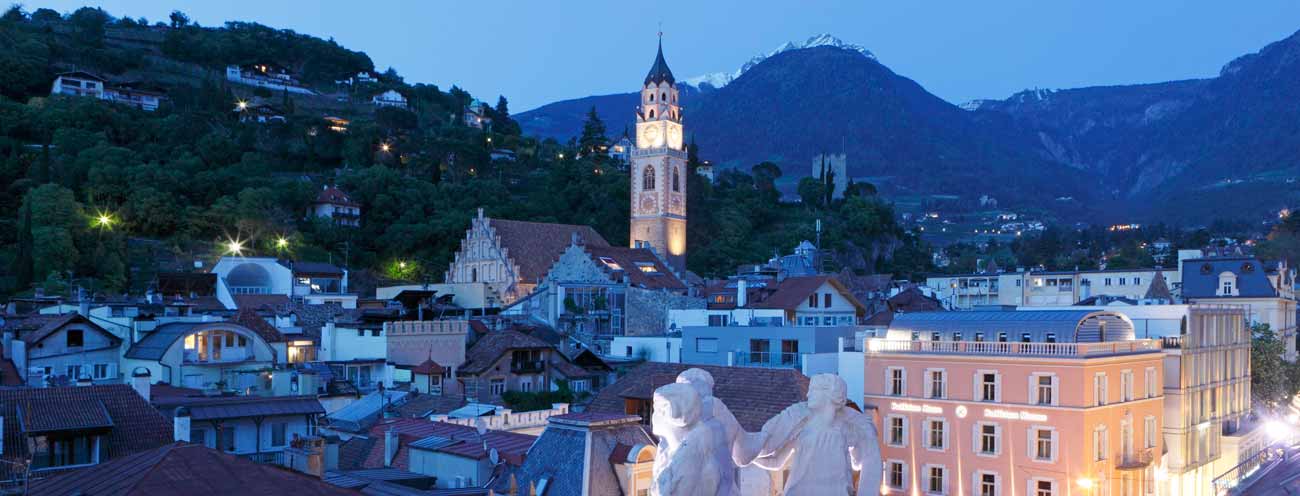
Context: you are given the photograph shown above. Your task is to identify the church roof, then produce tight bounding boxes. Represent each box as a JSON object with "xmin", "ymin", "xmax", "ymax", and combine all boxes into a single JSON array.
[
  {"xmin": 489, "ymin": 218, "xmax": 610, "ymax": 284},
  {"xmin": 1144, "ymin": 269, "xmax": 1173, "ymax": 301},
  {"xmin": 644, "ymin": 38, "xmax": 675, "ymax": 86}
]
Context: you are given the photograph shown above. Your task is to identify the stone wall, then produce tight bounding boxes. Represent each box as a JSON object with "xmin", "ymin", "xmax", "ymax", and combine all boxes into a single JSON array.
[{"xmin": 626, "ymin": 287, "xmax": 704, "ymax": 337}]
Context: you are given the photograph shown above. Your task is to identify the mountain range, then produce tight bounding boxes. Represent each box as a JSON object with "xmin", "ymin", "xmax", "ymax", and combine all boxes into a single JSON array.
[{"xmin": 518, "ymin": 33, "xmax": 1300, "ymax": 223}]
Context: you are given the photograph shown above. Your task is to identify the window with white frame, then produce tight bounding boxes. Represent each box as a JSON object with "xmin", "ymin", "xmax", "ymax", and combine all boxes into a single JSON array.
[
  {"xmin": 886, "ymin": 460, "xmax": 907, "ymax": 490},
  {"xmin": 925, "ymin": 465, "xmax": 947, "ymax": 495},
  {"xmin": 927, "ymin": 418, "xmax": 947, "ymax": 450},
  {"xmin": 888, "ymin": 367, "xmax": 906, "ymax": 396},
  {"xmin": 1032, "ymin": 478, "xmax": 1056, "ymax": 496},
  {"xmin": 1032, "ymin": 373, "xmax": 1057, "ymax": 406},
  {"xmin": 1031, "ymin": 427, "xmax": 1057, "ymax": 462},
  {"xmin": 1144, "ymin": 416, "xmax": 1157, "ymax": 449},
  {"xmin": 489, "ymin": 378, "xmax": 506, "ymax": 396},
  {"xmin": 978, "ymin": 371, "xmax": 1000, "ymax": 402},
  {"xmin": 1145, "ymin": 367, "xmax": 1158, "ymax": 398},
  {"xmin": 1094, "ymin": 425, "xmax": 1109, "ymax": 461},
  {"xmin": 1121, "ymin": 370, "xmax": 1134, "ymax": 402},
  {"xmin": 887, "ymin": 415, "xmax": 908, "ymax": 447},
  {"xmin": 976, "ymin": 471, "xmax": 999, "ymax": 496},
  {"xmin": 927, "ymin": 369, "xmax": 947, "ymax": 399},
  {"xmin": 1094, "ymin": 373, "xmax": 1108, "ymax": 406},
  {"xmin": 976, "ymin": 422, "xmax": 1000, "ymax": 455}
]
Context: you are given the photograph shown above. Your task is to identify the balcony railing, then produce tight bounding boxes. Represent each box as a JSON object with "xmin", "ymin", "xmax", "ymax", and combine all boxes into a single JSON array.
[
  {"xmin": 865, "ymin": 339, "xmax": 1161, "ymax": 358},
  {"xmin": 511, "ymin": 360, "xmax": 545, "ymax": 373},
  {"xmin": 241, "ymin": 451, "xmax": 285, "ymax": 466},
  {"xmin": 732, "ymin": 351, "xmax": 802, "ymax": 369},
  {"xmin": 1161, "ymin": 336, "xmax": 1184, "ymax": 349},
  {"xmin": 1116, "ymin": 448, "xmax": 1155, "ymax": 470}
]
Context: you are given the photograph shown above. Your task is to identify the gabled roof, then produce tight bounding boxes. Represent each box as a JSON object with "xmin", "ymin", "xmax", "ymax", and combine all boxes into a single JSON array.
[
  {"xmin": 56, "ymin": 70, "xmax": 106, "ymax": 82},
  {"xmin": 498, "ymin": 413, "xmax": 651, "ymax": 496},
  {"xmin": 583, "ymin": 245, "xmax": 686, "ymax": 290},
  {"xmin": 29, "ymin": 443, "xmax": 357, "ymax": 496},
  {"xmin": 0, "ymin": 385, "xmax": 171, "ymax": 480},
  {"xmin": 285, "ymin": 260, "xmax": 345, "ymax": 277},
  {"xmin": 232, "ymin": 307, "xmax": 286, "ymax": 343},
  {"xmin": 587, "ymin": 362, "xmax": 809, "ymax": 431},
  {"xmin": 749, "ymin": 275, "xmax": 866, "ymax": 313},
  {"xmin": 1143, "ymin": 269, "xmax": 1173, "ymax": 300},
  {"xmin": 486, "ymin": 218, "xmax": 610, "ymax": 283},
  {"xmin": 233, "ymin": 294, "xmax": 292, "ymax": 310},
  {"xmin": 644, "ymin": 38, "xmax": 675, "ymax": 86},
  {"xmin": 314, "ymin": 185, "xmax": 359, "ymax": 207},
  {"xmin": 339, "ymin": 417, "xmax": 535, "ymax": 472},
  {"xmin": 19, "ymin": 313, "xmax": 122, "ymax": 347},
  {"xmin": 459, "ymin": 329, "xmax": 553, "ymax": 375}
]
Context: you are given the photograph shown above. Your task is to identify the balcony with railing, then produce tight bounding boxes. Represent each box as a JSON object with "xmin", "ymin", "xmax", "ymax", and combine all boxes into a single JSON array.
[
  {"xmin": 241, "ymin": 451, "xmax": 285, "ymax": 466},
  {"xmin": 1116, "ymin": 448, "xmax": 1156, "ymax": 470},
  {"xmin": 731, "ymin": 351, "xmax": 802, "ymax": 369},
  {"xmin": 511, "ymin": 360, "xmax": 545, "ymax": 374},
  {"xmin": 865, "ymin": 338, "xmax": 1162, "ymax": 358}
]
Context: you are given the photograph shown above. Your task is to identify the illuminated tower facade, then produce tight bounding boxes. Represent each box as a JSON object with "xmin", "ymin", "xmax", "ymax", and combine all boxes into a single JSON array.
[{"xmin": 631, "ymin": 36, "xmax": 687, "ymax": 273}]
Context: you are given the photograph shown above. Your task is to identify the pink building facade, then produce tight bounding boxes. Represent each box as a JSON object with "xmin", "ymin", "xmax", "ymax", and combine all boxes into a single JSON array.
[{"xmin": 865, "ymin": 311, "xmax": 1166, "ymax": 496}]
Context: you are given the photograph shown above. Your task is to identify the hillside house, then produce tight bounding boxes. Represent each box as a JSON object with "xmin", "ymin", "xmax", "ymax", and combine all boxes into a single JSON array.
[
  {"xmin": 371, "ymin": 89, "xmax": 408, "ymax": 109},
  {"xmin": 310, "ymin": 185, "xmax": 361, "ymax": 227}
]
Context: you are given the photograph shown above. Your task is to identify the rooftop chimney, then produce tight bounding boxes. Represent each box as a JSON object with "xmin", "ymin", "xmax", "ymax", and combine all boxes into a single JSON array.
[
  {"xmin": 173, "ymin": 407, "xmax": 191, "ymax": 442},
  {"xmin": 131, "ymin": 367, "xmax": 152, "ymax": 403},
  {"xmin": 384, "ymin": 428, "xmax": 398, "ymax": 467},
  {"xmin": 736, "ymin": 279, "xmax": 748, "ymax": 308}
]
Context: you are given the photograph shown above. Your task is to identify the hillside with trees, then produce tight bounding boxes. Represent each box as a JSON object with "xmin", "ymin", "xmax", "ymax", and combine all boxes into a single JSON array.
[{"xmin": 0, "ymin": 6, "xmax": 930, "ymax": 297}]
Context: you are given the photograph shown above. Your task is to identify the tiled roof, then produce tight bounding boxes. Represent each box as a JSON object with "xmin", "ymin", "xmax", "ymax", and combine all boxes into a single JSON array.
[
  {"xmin": 583, "ymin": 245, "xmax": 686, "ymax": 290},
  {"xmin": 233, "ymin": 294, "xmax": 292, "ymax": 311},
  {"xmin": 750, "ymin": 275, "xmax": 865, "ymax": 313},
  {"xmin": 410, "ymin": 359, "xmax": 444, "ymax": 375},
  {"xmin": 315, "ymin": 185, "xmax": 359, "ymax": 206},
  {"xmin": 0, "ymin": 313, "xmax": 69, "ymax": 335},
  {"xmin": 284, "ymin": 260, "xmax": 345, "ymax": 277},
  {"xmin": 886, "ymin": 286, "xmax": 944, "ymax": 313},
  {"xmin": 341, "ymin": 418, "xmax": 534, "ymax": 472},
  {"xmin": 488, "ymin": 218, "xmax": 610, "ymax": 283},
  {"xmin": 156, "ymin": 395, "xmax": 324, "ymax": 421},
  {"xmin": 126, "ymin": 321, "xmax": 276, "ymax": 361},
  {"xmin": 460, "ymin": 329, "xmax": 553, "ymax": 375},
  {"xmin": 392, "ymin": 391, "xmax": 466, "ymax": 419},
  {"xmin": 232, "ymin": 307, "xmax": 286, "ymax": 343},
  {"xmin": 0, "ymin": 385, "xmax": 171, "ymax": 480},
  {"xmin": 587, "ymin": 362, "xmax": 809, "ymax": 431},
  {"xmin": 29, "ymin": 443, "xmax": 358, "ymax": 496},
  {"xmin": 498, "ymin": 412, "xmax": 650, "ymax": 496},
  {"xmin": 19, "ymin": 313, "xmax": 121, "ymax": 347},
  {"xmin": 20, "ymin": 398, "xmax": 113, "ymax": 433},
  {"xmin": 0, "ymin": 347, "xmax": 21, "ymax": 386}
]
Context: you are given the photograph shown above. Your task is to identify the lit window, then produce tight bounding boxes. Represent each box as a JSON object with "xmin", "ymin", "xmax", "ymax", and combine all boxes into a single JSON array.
[
  {"xmin": 1094, "ymin": 425, "xmax": 1109, "ymax": 461},
  {"xmin": 1145, "ymin": 416, "xmax": 1158, "ymax": 449},
  {"xmin": 598, "ymin": 257, "xmax": 623, "ymax": 271},
  {"xmin": 635, "ymin": 262, "xmax": 658, "ymax": 274}
]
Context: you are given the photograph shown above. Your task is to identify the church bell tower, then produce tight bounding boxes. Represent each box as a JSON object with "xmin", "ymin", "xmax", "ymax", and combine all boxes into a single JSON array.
[{"xmin": 631, "ymin": 35, "xmax": 687, "ymax": 273}]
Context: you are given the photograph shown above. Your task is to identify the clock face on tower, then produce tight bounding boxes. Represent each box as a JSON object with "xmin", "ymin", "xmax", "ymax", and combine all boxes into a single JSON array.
[
  {"xmin": 639, "ymin": 192, "xmax": 656, "ymax": 214},
  {"xmin": 667, "ymin": 125, "xmax": 682, "ymax": 149},
  {"xmin": 640, "ymin": 125, "xmax": 661, "ymax": 148}
]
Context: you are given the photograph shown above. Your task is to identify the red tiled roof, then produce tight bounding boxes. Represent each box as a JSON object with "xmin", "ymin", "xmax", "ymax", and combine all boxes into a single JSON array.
[
  {"xmin": 342, "ymin": 418, "xmax": 534, "ymax": 471},
  {"xmin": 21, "ymin": 398, "xmax": 113, "ymax": 433},
  {"xmin": 314, "ymin": 185, "xmax": 359, "ymax": 207},
  {"xmin": 19, "ymin": 313, "xmax": 122, "ymax": 348},
  {"xmin": 0, "ymin": 385, "xmax": 171, "ymax": 480},
  {"xmin": 0, "ymin": 347, "xmax": 21, "ymax": 387},
  {"xmin": 750, "ymin": 275, "xmax": 866, "ymax": 314},
  {"xmin": 460, "ymin": 329, "xmax": 553, "ymax": 375},
  {"xmin": 587, "ymin": 362, "xmax": 809, "ymax": 432},
  {"xmin": 488, "ymin": 218, "xmax": 610, "ymax": 283},
  {"xmin": 232, "ymin": 307, "xmax": 286, "ymax": 343},
  {"xmin": 410, "ymin": 359, "xmax": 444, "ymax": 375},
  {"xmin": 583, "ymin": 246, "xmax": 686, "ymax": 290},
  {"xmin": 29, "ymin": 442, "xmax": 358, "ymax": 496}
]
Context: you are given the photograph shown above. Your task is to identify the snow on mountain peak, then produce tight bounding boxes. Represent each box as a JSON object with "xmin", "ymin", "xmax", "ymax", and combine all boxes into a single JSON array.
[{"xmin": 681, "ymin": 34, "xmax": 875, "ymax": 90}]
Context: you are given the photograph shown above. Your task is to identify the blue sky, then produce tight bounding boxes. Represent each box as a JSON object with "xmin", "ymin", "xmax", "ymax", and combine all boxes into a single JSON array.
[{"xmin": 27, "ymin": 1, "xmax": 1300, "ymax": 111}]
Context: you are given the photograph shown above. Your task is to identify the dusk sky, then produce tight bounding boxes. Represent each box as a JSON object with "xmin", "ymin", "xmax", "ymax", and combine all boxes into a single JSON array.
[{"xmin": 28, "ymin": 1, "xmax": 1300, "ymax": 111}]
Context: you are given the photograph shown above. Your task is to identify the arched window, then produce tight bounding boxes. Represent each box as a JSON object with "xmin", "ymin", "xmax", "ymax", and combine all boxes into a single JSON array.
[
  {"xmin": 648, "ymin": 109, "xmax": 655, "ymax": 118},
  {"xmin": 661, "ymin": 92, "xmax": 667, "ymax": 101},
  {"xmin": 672, "ymin": 166, "xmax": 680, "ymax": 192},
  {"xmin": 643, "ymin": 166, "xmax": 656, "ymax": 190},
  {"xmin": 471, "ymin": 267, "xmax": 478, "ymax": 282},
  {"xmin": 649, "ymin": 92, "xmax": 655, "ymax": 102}
]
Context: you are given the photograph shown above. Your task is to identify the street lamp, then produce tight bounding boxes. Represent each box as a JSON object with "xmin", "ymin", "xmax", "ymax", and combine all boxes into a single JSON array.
[
  {"xmin": 380, "ymin": 142, "xmax": 392, "ymax": 153},
  {"xmin": 275, "ymin": 237, "xmax": 289, "ymax": 250},
  {"xmin": 225, "ymin": 239, "xmax": 245, "ymax": 256},
  {"xmin": 93, "ymin": 211, "xmax": 115, "ymax": 230},
  {"xmin": 1077, "ymin": 477, "xmax": 1095, "ymax": 491}
]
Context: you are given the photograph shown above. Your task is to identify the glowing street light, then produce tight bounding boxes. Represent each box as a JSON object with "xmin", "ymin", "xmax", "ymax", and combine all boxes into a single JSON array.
[
  {"xmin": 380, "ymin": 143, "xmax": 392, "ymax": 153},
  {"xmin": 275, "ymin": 237, "xmax": 289, "ymax": 250},
  {"xmin": 1266, "ymin": 420, "xmax": 1293, "ymax": 443},
  {"xmin": 1077, "ymin": 478, "xmax": 1095, "ymax": 491},
  {"xmin": 236, "ymin": 100, "xmax": 248, "ymax": 111},
  {"xmin": 398, "ymin": 261, "xmax": 407, "ymax": 270},
  {"xmin": 225, "ymin": 239, "xmax": 245, "ymax": 256},
  {"xmin": 93, "ymin": 211, "xmax": 115, "ymax": 230}
]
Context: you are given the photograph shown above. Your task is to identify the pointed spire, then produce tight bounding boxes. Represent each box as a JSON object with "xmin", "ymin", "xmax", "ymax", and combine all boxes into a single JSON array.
[
  {"xmin": 644, "ymin": 34, "xmax": 676, "ymax": 86},
  {"xmin": 1145, "ymin": 269, "xmax": 1173, "ymax": 302}
]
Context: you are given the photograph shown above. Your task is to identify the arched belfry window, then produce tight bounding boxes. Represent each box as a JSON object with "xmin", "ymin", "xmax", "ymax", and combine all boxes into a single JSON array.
[
  {"xmin": 648, "ymin": 109, "xmax": 655, "ymax": 119},
  {"xmin": 649, "ymin": 93, "xmax": 655, "ymax": 102},
  {"xmin": 672, "ymin": 166, "xmax": 680, "ymax": 192},
  {"xmin": 643, "ymin": 165, "xmax": 656, "ymax": 190}
]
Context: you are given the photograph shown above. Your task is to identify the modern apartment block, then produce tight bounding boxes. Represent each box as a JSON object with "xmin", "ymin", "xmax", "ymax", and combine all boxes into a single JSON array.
[
  {"xmin": 865, "ymin": 310, "xmax": 1166, "ymax": 496},
  {"xmin": 926, "ymin": 267, "xmax": 1178, "ymax": 310}
]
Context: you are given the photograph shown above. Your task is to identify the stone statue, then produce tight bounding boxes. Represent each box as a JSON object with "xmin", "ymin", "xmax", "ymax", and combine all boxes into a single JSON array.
[
  {"xmin": 737, "ymin": 374, "xmax": 882, "ymax": 496},
  {"xmin": 650, "ymin": 382, "xmax": 721, "ymax": 496},
  {"xmin": 675, "ymin": 368, "xmax": 743, "ymax": 496}
]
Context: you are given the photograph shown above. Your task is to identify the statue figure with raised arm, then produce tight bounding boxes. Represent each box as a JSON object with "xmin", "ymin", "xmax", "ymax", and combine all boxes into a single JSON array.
[
  {"xmin": 675, "ymin": 368, "xmax": 744, "ymax": 496},
  {"xmin": 649, "ymin": 382, "xmax": 722, "ymax": 496},
  {"xmin": 736, "ymin": 374, "xmax": 882, "ymax": 496}
]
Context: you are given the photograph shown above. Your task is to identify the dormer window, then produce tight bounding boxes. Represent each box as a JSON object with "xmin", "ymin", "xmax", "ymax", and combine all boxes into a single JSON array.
[{"xmin": 1217, "ymin": 271, "xmax": 1238, "ymax": 296}]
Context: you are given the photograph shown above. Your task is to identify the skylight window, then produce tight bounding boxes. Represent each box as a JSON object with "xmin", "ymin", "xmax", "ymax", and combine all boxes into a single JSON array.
[
  {"xmin": 599, "ymin": 257, "xmax": 623, "ymax": 271},
  {"xmin": 635, "ymin": 262, "xmax": 659, "ymax": 274}
]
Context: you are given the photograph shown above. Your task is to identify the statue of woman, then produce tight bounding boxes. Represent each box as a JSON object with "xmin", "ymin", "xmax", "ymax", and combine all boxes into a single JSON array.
[
  {"xmin": 650, "ymin": 382, "xmax": 722, "ymax": 496},
  {"xmin": 737, "ymin": 374, "xmax": 882, "ymax": 496}
]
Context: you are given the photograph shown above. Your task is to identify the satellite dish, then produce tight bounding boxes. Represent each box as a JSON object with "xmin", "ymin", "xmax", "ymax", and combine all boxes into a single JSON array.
[{"xmin": 489, "ymin": 448, "xmax": 500, "ymax": 465}]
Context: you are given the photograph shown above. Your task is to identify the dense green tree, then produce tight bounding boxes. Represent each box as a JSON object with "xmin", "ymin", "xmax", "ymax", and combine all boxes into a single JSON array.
[
  {"xmin": 578, "ymin": 107, "xmax": 608, "ymax": 162},
  {"xmin": 1251, "ymin": 323, "xmax": 1296, "ymax": 411}
]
